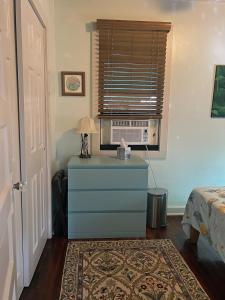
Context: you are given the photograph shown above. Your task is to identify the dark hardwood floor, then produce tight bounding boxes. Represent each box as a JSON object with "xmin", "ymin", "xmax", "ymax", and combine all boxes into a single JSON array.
[{"xmin": 20, "ymin": 216, "xmax": 225, "ymax": 300}]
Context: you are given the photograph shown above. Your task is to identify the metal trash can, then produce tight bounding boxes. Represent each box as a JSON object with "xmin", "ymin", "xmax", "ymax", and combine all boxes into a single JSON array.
[{"xmin": 147, "ymin": 188, "xmax": 168, "ymax": 229}]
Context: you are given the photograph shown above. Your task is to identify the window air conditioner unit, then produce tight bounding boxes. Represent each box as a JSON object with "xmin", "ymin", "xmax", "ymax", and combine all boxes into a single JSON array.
[{"xmin": 110, "ymin": 120, "xmax": 149, "ymax": 145}]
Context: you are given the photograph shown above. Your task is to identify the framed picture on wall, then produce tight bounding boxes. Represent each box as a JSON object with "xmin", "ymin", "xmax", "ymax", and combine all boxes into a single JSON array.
[
  {"xmin": 61, "ymin": 71, "xmax": 85, "ymax": 96},
  {"xmin": 211, "ymin": 65, "xmax": 225, "ymax": 118}
]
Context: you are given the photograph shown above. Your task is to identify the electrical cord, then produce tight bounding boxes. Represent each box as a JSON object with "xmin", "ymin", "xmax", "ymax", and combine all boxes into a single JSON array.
[{"xmin": 145, "ymin": 145, "xmax": 158, "ymax": 188}]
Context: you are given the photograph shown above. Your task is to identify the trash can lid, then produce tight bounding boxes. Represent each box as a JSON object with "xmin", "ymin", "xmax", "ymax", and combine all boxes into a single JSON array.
[{"xmin": 148, "ymin": 188, "xmax": 167, "ymax": 196}]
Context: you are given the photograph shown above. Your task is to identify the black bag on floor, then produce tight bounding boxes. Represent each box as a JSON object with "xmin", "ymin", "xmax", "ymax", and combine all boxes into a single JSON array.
[{"xmin": 52, "ymin": 170, "xmax": 67, "ymax": 236}]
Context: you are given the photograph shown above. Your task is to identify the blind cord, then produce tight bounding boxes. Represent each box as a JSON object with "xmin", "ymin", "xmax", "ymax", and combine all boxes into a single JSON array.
[{"xmin": 145, "ymin": 145, "xmax": 158, "ymax": 188}]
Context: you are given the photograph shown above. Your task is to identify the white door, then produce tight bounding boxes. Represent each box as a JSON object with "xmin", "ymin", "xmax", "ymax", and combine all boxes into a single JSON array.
[
  {"xmin": 0, "ymin": 0, "xmax": 23, "ymax": 299},
  {"xmin": 16, "ymin": 0, "xmax": 48, "ymax": 286}
]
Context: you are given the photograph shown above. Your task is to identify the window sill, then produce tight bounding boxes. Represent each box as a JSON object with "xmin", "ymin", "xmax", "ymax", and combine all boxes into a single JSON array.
[{"xmin": 100, "ymin": 144, "xmax": 159, "ymax": 151}]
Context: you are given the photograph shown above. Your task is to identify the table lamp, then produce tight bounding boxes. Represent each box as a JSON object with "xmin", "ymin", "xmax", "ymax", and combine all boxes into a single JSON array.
[{"xmin": 76, "ymin": 116, "xmax": 97, "ymax": 158}]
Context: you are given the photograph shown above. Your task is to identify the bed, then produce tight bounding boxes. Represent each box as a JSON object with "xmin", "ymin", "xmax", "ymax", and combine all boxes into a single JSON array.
[{"xmin": 182, "ymin": 187, "xmax": 225, "ymax": 263}]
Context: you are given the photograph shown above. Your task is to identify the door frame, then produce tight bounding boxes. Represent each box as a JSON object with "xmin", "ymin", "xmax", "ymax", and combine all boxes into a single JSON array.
[{"xmin": 15, "ymin": 0, "xmax": 52, "ymax": 243}]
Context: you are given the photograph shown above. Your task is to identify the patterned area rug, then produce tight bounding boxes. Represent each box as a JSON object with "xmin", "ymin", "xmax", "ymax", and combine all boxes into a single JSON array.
[{"xmin": 60, "ymin": 239, "xmax": 209, "ymax": 300}]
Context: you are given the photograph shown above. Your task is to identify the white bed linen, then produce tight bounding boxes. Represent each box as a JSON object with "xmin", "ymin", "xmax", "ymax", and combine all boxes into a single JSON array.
[{"xmin": 182, "ymin": 187, "xmax": 225, "ymax": 262}]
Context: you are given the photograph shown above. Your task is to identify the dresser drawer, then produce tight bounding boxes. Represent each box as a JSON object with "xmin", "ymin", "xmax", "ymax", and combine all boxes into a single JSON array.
[
  {"xmin": 68, "ymin": 168, "xmax": 148, "ymax": 190},
  {"xmin": 68, "ymin": 212, "xmax": 146, "ymax": 239},
  {"xmin": 68, "ymin": 190, "xmax": 147, "ymax": 212}
]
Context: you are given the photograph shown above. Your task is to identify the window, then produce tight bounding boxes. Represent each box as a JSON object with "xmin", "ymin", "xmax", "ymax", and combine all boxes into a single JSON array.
[{"xmin": 94, "ymin": 19, "xmax": 171, "ymax": 152}]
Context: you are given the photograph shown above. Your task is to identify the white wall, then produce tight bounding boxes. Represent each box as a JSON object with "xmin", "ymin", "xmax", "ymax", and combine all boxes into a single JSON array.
[{"xmin": 54, "ymin": 0, "xmax": 225, "ymax": 210}]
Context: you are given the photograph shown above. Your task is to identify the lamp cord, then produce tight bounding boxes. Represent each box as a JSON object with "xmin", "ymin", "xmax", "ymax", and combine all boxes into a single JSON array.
[{"xmin": 145, "ymin": 145, "xmax": 158, "ymax": 188}]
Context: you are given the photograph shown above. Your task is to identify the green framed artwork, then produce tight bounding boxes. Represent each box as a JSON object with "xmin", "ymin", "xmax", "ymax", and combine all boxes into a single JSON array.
[{"xmin": 211, "ymin": 65, "xmax": 225, "ymax": 118}]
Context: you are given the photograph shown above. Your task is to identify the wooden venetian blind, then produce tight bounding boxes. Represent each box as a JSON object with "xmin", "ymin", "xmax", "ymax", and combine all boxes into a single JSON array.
[{"xmin": 96, "ymin": 19, "xmax": 171, "ymax": 119}]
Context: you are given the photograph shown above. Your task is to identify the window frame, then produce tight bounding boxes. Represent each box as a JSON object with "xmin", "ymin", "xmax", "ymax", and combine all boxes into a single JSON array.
[{"xmin": 91, "ymin": 20, "xmax": 172, "ymax": 158}]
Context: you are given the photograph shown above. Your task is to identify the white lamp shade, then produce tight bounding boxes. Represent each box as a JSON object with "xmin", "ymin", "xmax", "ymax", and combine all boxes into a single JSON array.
[{"xmin": 76, "ymin": 116, "xmax": 97, "ymax": 134}]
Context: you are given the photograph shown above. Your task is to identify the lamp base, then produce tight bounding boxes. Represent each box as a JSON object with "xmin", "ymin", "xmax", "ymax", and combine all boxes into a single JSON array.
[{"xmin": 79, "ymin": 154, "xmax": 91, "ymax": 159}]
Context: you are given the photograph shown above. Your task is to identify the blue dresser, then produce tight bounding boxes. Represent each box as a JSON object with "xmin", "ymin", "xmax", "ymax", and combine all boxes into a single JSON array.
[{"xmin": 67, "ymin": 155, "xmax": 148, "ymax": 239}]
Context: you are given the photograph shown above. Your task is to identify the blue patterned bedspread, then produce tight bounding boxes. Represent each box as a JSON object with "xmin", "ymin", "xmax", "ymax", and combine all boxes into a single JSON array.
[{"xmin": 182, "ymin": 187, "xmax": 225, "ymax": 262}]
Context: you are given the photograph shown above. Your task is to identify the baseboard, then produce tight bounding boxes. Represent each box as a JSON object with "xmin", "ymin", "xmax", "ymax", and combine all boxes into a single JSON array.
[{"xmin": 167, "ymin": 206, "xmax": 185, "ymax": 216}]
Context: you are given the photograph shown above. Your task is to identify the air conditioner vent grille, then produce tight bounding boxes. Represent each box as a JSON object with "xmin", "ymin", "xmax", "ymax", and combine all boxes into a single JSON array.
[
  {"xmin": 112, "ymin": 120, "xmax": 149, "ymax": 127},
  {"xmin": 112, "ymin": 129, "xmax": 143, "ymax": 144}
]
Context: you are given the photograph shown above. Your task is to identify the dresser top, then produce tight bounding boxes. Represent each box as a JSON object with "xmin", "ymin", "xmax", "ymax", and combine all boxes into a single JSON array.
[{"xmin": 68, "ymin": 155, "xmax": 148, "ymax": 169}]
